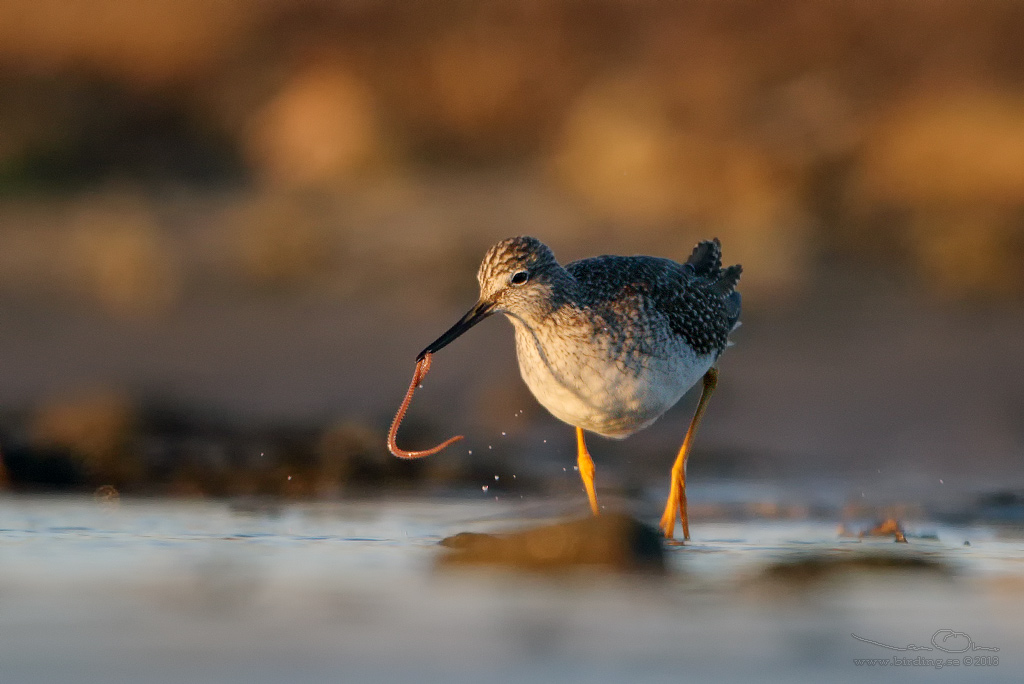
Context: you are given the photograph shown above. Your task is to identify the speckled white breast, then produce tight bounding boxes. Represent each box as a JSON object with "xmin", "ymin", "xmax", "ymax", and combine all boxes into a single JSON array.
[{"xmin": 509, "ymin": 316, "xmax": 714, "ymax": 438}]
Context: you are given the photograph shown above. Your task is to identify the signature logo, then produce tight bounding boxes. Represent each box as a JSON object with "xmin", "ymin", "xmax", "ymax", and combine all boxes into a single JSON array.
[{"xmin": 852, "ymin": 630, "xmax": 999, "ymax": 654}]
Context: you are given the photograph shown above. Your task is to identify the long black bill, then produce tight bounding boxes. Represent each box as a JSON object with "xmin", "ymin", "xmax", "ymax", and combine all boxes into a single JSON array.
[{"xmin": 416, "ymin": 300, "xmax": 495, "ymax": 361}]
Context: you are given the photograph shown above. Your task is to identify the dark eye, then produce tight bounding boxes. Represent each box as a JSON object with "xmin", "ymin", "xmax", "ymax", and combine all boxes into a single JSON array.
[{"xmin": 509, "ymin": 270, "xmax": 530, "ymax": 286}]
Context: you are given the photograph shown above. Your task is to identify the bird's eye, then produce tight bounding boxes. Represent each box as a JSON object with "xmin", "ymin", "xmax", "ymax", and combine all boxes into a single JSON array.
[{"xmin": 509, "ymin": 270, "xmax": 530, "ymax": 286}]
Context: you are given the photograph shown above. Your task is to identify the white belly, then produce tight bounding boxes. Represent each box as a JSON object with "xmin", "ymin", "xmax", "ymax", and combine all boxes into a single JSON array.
[{"xmin": 511, "ymin": 318, "xmax": 714, "ymax": 438}]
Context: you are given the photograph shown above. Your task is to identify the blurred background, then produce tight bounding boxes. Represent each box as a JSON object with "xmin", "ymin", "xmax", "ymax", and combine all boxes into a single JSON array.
[{"xmin": 0, "ymin": 0, "xmax": 1022, "ymax": 516}]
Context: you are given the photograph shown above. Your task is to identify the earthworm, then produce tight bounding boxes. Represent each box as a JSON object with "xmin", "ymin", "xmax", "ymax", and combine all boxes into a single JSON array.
[{"xmin": 387, "ymin": 352, "xmax": 464, "ymax": 458}]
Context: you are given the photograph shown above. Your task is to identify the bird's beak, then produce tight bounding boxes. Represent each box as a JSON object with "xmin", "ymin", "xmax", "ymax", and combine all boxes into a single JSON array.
[{"xmin": 417, "ymin": 300, "xmax": 495, "ymax": 361}]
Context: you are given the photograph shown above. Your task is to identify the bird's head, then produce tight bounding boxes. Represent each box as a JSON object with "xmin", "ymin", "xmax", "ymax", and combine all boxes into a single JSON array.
[
  {"xmin": 417, "ymin": 236, "xmax": 563, "ymax": 360},
  {"xmin": 476, "ymin": 236, "xmax": 562, "ymax": 312}
]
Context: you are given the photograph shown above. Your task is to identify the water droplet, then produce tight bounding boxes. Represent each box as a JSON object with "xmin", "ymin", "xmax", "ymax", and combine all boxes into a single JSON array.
[
  {"xmin": 494, "ymin": 475, "xmax": 500, "ymax": 481},
  {"xmin": 488, "ymin": 445, "xmax": 492, "ymax": 450},
  {"xmin": 287, "ymin": 475, "xmax": 292, "ymax": 481},
  {"xmin": 562, "ymin": 467, "xmax": 566, "ymax": 472},
  {"xmin": 482, "ymin": 485, "xmax": 489, "ymax": 492},
  {"xmin": 468, "ymin": 450, "xmax": 473, "ymax": 455},
  {"xmin": 501, "ymin": 432, "xmax": 506, "ymax": 436},
  {"xmin": 573, "ymin": 466, "xmax": 578, "ymax": 471},
  {"xmin": 939, "ymin": 479, "xmax": 944, "ymax": 484}
]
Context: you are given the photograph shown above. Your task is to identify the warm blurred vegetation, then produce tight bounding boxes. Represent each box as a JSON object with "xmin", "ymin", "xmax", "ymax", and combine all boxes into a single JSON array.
[
  {"xmin": 1, "ymin": 0, "xmax": 1023, "ymax": 495},
  {"xmin": 3, "ymin": 387, "xmax": 533, "ymax": 497},
  {"xmin": 0, "ymin": 0, "xmax": 1021, "ymax": 307}
]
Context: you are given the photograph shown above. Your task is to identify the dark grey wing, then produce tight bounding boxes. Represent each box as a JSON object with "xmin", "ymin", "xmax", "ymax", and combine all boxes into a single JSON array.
[{"xmin": 567, "ymin": 249, "xmax": 741, "ymax": 357}]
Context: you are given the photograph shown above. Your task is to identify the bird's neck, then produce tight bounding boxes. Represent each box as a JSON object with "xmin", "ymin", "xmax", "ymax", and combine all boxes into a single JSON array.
[{"xmin": 549, "ymin": 264, "xmax": 577, "ymax": 295}]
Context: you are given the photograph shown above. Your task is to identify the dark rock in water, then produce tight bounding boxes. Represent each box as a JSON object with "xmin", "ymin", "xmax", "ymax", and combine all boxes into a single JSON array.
[
  {"xmin": 438, "ymin": 513, "xmax": 665, "ymax": 573},
  {"xmin": 0, "ymin": 442, "xmax": 87, "ymax": 490},
  {"xmin": 758, "ymin": 552, "xmax": 951, "ymax": 587}
]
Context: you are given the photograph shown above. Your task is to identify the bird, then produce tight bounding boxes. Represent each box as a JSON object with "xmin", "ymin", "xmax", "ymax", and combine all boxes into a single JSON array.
[{"xmin": 389, "ymin": 236, "xmax": 741, "ymax": 541}]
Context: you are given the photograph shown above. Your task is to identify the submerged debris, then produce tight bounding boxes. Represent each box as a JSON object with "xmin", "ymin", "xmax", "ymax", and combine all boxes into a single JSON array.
[
  {"xmin": 93, "ymin": 484, "xmax": 120, "ymax": 503},
  {"xmin": 837, "ymin": 517, "xmax": 908, "ymax": 543}
]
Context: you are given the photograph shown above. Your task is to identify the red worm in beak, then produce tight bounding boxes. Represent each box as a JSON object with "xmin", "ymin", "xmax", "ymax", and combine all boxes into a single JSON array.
[{"xmin": 387, "ymin": 352, "xmax": 464, "ymax": 458}]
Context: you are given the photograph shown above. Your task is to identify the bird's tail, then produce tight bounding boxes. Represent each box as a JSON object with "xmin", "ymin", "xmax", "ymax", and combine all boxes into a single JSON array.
[
  {"xmin": 686, "ymin": 238, "xmax": 742, "ymax": 295},
  {"xmin": 687, "ymin": 238, "xmax": 742, "ymax": 330},
  {"xmin": 686, "ymin": 238, "xmax": 722, "ymax": 275}
]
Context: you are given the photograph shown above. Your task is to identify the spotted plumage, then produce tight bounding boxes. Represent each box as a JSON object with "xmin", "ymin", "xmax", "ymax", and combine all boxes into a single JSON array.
[{"xmin": 566, "ymin": 251, "xmax": 740, "ymax": 357}]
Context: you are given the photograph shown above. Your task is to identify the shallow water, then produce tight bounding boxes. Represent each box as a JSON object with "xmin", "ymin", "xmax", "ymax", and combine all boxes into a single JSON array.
[{"xmin": 0, "ymin": 495, "xmax": 1021, "ymax": 683}]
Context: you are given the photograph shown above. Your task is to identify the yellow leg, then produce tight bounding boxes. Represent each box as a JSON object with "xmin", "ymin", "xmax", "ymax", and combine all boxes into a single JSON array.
[
  {"xmin": 660, "ymin": 367, "xmax": 718, "ymax": 541},
  {"xmin": 576, "ymin": 426, "xmax": 600, "ymax": 516}
]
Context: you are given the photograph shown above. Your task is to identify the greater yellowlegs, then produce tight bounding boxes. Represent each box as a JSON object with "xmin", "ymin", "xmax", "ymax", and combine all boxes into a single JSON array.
[{"xmin": 388, "ymin": 237, "xmax": 741, "ymax": 540}]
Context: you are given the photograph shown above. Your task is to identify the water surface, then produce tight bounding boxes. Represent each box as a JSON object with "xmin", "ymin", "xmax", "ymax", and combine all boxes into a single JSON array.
[{"xmin": 1, "ymin": 496, "xmax": 1021, "ymax": 683}]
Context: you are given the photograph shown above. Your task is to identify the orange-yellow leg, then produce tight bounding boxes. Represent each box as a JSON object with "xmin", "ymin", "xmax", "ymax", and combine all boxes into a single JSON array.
[
  {"xmin": 660, "ymin": 367, "xmax": 718, "ymax": 541},
  {"xmin": 575, "ymin": 426, "xmax": 600, "ymax": 515}
]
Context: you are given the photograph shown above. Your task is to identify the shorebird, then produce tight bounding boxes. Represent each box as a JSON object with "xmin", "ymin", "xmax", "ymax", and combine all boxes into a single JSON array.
[{"xmin": 388, "ymin": 237, "xmax": 741, "ymax": 540}]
